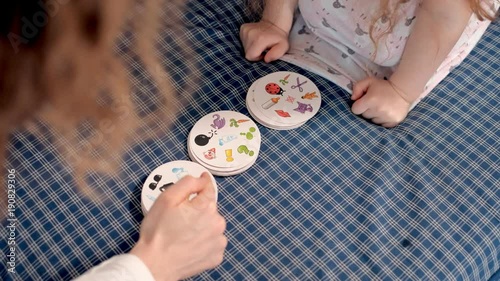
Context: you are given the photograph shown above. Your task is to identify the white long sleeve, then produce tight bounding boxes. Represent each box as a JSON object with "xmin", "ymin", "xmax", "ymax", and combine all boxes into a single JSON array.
[{"xmin": 74, "ymin": 254, "xmax": 156, "ymax": 281}]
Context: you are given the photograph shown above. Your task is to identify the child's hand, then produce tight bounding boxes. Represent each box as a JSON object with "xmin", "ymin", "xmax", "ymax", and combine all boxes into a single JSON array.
[
  {"xmin": 240, "ymin": 20, "xmax": 290, "ymax": 63},
  {"xmin": 351, "ymin": 77, "xmax": 412, "ymax": 128}
]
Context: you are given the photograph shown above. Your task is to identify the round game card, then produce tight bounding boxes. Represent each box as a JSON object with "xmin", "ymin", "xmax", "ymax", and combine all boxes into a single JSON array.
[
  {"xmin": 246, "ymin": 78, "xmax": 305, "ymax": 130},
  {"xmin": 141, "ymin": 160, "xmax": 218, "ymax": 214},
  {"xmin": 247, "ymin": 72, "xmax": 321, "ymax": 128},
  {"xmin": 188, "ymin": 111, "xmax": 261, "ymax": 176}
]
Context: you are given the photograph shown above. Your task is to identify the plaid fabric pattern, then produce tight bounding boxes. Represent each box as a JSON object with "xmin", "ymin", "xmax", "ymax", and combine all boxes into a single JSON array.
[{"xmin": 1, "ymin": 1, "xmax": 499, "ymax": 280}]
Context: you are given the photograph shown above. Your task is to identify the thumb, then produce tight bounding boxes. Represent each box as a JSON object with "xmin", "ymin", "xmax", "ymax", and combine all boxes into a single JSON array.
[
  {"xmin": 351, "ymin": 77, "xmax": 373, "ymax": 100},
  {"xmin": 160, "ymin": 175, "xmax": 208, "ymax": 206},
  {"xmin": 264, "ymin": 40, "xmax": 289, "ymax": 63},
  {"xmin": 190, "ymin": 172, "xmax": 217, "ymax": 206},
  {"xmin": 351, "ymin": 96, "xmax": 370, "ymax": 115}
]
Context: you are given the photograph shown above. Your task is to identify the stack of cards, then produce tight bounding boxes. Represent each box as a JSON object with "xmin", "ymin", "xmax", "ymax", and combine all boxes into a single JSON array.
[
  {"xmin": 141, "ymin": 160, "xmax": 218, "ymax": 214},
  {"xmin": 246, "ymin": 71, "xmax": 322, "ymax": 130},
  {"xmin": 187, "ymin": 111, "xmax": 261, "ymax": 176}
]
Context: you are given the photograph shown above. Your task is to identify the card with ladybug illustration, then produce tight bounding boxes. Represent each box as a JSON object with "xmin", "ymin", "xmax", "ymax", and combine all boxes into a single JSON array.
[
  {"xmin": 246, "ymin": 82, "xmax": 305, "ymax": 130},
  {"xmin": 141, "ymin": 160, "xmax": 218, "ymax": 214},
  {"xmin": 187, "ymin": 111, "xmax": 261, "ymax": 176},
  {"xmin": 250, "ymin": 72, "xmax": 321, "ymax": 127}
]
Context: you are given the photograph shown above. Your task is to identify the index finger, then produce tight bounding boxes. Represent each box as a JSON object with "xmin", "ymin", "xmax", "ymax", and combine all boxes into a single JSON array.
[{"xmin": 160, "ymin": 175, "xmax": 207, "ymax": 206}]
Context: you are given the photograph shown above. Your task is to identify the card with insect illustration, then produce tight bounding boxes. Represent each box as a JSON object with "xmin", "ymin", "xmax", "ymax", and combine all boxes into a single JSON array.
[
  {"xmin": 250, "ymin": 72, "xmax": 321, "ymax": 126},
  {"xmin": 246, "ymin": 77, "xmax": 305, "ymax": 130}
]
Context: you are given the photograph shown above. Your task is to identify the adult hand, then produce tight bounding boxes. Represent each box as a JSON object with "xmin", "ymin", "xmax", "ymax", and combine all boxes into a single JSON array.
[
  {"xmin": 351, "ymin": 77, "xmax": 413, "ymax": 128},
  {"xmin": 131, "ymin": 173, "xmax": 227, "ymax": 281},
  {"xmin": 240, "ymin": 20, "xmax": 290, "ymax": 63}
]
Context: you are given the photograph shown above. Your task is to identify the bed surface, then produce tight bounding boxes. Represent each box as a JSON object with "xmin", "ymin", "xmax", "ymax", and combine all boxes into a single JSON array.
[{"xmin": 2, "ymin": 1, "xmax": 499, "ymax": 280}]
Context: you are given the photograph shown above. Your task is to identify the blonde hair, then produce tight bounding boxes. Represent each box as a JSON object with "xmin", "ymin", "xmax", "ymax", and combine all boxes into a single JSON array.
[{"xmin": 0, "ymin": 0, "xmax": 196, "ymax": 205}]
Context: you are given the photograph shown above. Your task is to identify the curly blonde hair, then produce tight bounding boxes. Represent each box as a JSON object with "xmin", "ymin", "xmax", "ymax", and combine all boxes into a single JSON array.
[{"xmin": 0, "ymin": 0, "xmax": 196, "ymax": 205}]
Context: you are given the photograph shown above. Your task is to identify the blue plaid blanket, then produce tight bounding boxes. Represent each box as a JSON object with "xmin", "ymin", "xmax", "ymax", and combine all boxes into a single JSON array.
[{"xmin": 2, "ymin": 1, "xmax": 499, "ymax": 280}]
